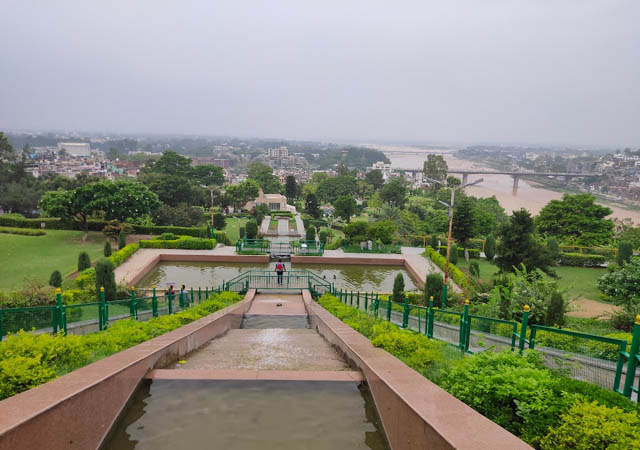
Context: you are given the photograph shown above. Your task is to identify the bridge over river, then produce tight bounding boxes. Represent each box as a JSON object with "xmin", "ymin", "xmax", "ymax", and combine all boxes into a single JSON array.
[{"xmin": 393, "ymin": 168, "xmax": 600, "ymax": 194}]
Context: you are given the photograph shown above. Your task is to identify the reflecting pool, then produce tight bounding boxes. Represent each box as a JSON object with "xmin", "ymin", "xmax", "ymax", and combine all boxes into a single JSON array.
[{"xmin": 136, "ymin": 262, "xmax": 417, "ymax": 292}]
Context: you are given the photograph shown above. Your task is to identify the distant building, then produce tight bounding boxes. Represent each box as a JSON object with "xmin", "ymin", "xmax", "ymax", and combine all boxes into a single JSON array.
[
  {"xmin": 245, "ymin": 189, "xmax": 296, "ymax": 212},
  {"xmin": 191, "ymin": 156, "xmax": 230, "ymax": 168},
  {"xmin": 267, "ymin": 146, "xmax": 288, "ymax": 159},
  {"xmin": 57, "ymin": 142, "xmax": 91, "ymax": 157},
  {"xmin": 367, "ymin": 161, "xmax": 393, "ymax": 180}
]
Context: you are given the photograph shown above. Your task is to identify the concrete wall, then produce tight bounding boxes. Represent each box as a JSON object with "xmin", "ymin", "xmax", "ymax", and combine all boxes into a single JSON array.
[
  {"xmin": 302, "ymin": 291, "xmax": 532, "ymax": 450},
  {"xmin": 0, "ymin": 290, "xmax": 256, "ymax": 450}
]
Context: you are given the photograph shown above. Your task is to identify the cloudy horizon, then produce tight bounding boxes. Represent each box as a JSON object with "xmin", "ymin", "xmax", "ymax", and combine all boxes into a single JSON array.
[{"xmin": 1, "ymin": 0, "xmax": 639, "ymax": 148}]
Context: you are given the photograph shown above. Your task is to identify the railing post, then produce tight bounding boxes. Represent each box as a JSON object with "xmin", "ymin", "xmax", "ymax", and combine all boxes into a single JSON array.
[
  {"xmin": 350, "ymin": 291, "xmax": 353, "ymax": 306},
  {"xmin": 205, "ymin": 286, "xmax": 209, "ymax": 299},
  {"xmin": 53, "ymin": 288, "xmax": 63, "ymax": 334},
  {"xmin": 190, "ymin": 287, "xmax": 194, "ymax": 305},
  {"xmin": 622, "ymin": 315, "xmax": 640, "ymax": 397},
  {"xmin": 402, "ymin": 297, "xmax": 409, "ymax": 328},
  {"xmin": 152, "ymin": 286, "xmax": 158, "ymax": 318},
  {"xmin": 441, "ymin": 285, "xmax": 447, "ymax": 310},
  {"xmin": 461, "ymin": 299, "xmax": 470, "ymax": 352},
  {"xmin": 198, "ymin": 286, "xmax": 202, "ymax": 303},
  {"xmin": 364, "ymin": 292, "xmax": 368, "ymax": 312},
  {"xmin": 168, "ymin": 289, "xmax": 173, "ymax": 315},
  {"xmin": 417, "ymin": 307, "xmax": 421, "ymax": 333},
  {"xmin": 99, "ymin": 286, "xmax": 106, "ymax": 331},
  {"xmin": 518, "ymin": 305, "xmax": 530, "ymax": 353},
  {"xmin": 356, "ymin": 291, "xmax": 360, "ymax": 309},
  {"xmin": 130, "ymin": 287, "xmax": 138, "ymax": 319},
  {"xmin": 427, "ymin": 296, "xmax": 434, "ymax": 338},
  {"xmin": 386, "ymin": 296, "xmax": 392, "ymax": 322}
]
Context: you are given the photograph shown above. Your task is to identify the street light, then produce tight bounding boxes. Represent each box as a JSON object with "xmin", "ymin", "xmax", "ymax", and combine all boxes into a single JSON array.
[
  {"xmin": 200, "ymin": 185, "xmax": 216, "ymax": 228},
  {"xmin": 424, "ymin": 176, "xmax": 483, "ymax": 308}
]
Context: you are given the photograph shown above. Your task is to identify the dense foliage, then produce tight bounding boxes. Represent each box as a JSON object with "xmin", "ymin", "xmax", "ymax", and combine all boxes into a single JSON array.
[{"xmin": 0, "ymin": 292, "xmax": 242, "ymax": 400}]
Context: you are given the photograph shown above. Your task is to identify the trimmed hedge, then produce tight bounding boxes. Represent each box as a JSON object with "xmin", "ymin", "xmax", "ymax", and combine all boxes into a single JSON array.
[
  {"xmin": 437, "ymin": 246, "xmax": 481, "ymax": 259},
  {"xmin": 0, "ymin": 227, "xmax": 46, "ymax": 236},
  {"xmin": 558, "ymin": 252, "xmax": 606, "ymax": 267},
  {"xmin": 139, "ymin": 236, "xmax": 216, "ymax": 250},
  {"xmin": 132, "ymin": 225, "xmax": 208, "ymax": 237},
  {"xmin": 75, "ymin": 243, "xmax": 139, "ymax": 290},
  {"xmin": 424, "ymin": 246, "xmax": 469, "ymax": 288},
  {"xmin": 0, "ymin": 292, "xmax": 243, "ymax": 400}
]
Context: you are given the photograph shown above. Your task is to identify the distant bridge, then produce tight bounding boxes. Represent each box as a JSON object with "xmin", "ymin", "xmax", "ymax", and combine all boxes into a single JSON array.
[{"xmin": 393, "ymin": 168, "xmax": 600, "ymax": 194}]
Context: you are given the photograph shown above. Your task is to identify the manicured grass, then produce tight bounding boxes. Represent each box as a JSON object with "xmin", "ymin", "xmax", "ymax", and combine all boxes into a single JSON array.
[
  {"xmin": 268, "ymin": 217, "xmax": 278, "ymax": 231},
  {"xmin": 457, "ymin": 259, "xmax": 606, "ymax": 302},
  {"xmin": 223, "ymin": 217, "xmax": 248, "ymax": 242},
  {"xmin": 0, "ymin": 230, "xmax": 108, "ymax": 290}
]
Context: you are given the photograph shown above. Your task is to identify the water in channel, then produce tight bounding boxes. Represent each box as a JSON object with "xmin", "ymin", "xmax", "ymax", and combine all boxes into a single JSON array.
[
  {"xmin": 136, "ymin": 262, "xmax": 417, "ymax": 293},
  {"xmin": 103, "ymin": 380, "xmax": 389, "ymax": 450}
]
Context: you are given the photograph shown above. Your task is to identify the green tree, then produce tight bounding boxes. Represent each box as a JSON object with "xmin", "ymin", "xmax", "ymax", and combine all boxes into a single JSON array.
[
  {"xmin": 535, "ymin": 194, "xmax": 614, "ymax": 246},
  {"xmin": 77, "ymin": 252, "xmax": 91, "ymax": 271},
  {"xmin": 446, "ymin": 176, "xmax": 461, "ymax": 188},
  {"xmin": 450, "ymin": 244, "xmax": 459, "ymax": 265},
  {"xmin": 248, "ymin": 163, "xmax": 281, "ymax": 193},
  {"xmin": 0, "ymin": 132, "xmax": 16, "ymax": 162},
  {"xmin": 333, "ymin": 195, "xmax": 357, "ymax": 223},
  {"xmin": 469, "ymin": 261, "xmax": 480, "ymax": 278},
  {"xmin": 140, "ymin": 173, "xmax": 197, "ymax": 206},
  {"xmin": 546, "ymin": 237, "xmax": 560, "ymax": 263},
  {"xmin": 118, "ymin": 230, "xmax": 127, "ymax": 250},
  {"xmin": 423, "ymin": 273, "xmax": 444, "ymax": 306},
  {"xmin": 104, "ymin": 241, "xmax": 112, "ymax": 257},
  {"xmin": 153, "ymin": 203, "xmax": 205, "ymax": 227},
  {"xmin": 597, "ymin": 259, "xmax": 640, "ymax": 319},
  {"xmin": 147, "ymin": 150, "xmax": 192, "ymax": 174},
  {"xmin": 224, "ymin": 179, "xmax": 260, "ymax": 211},
  {"xmin": 452, "ymin": 195, "xmax": 476, "ymax": 249},
  {"xmin": 192, "ymin": 164, "xmax": 224, "ymax": 186},
  {"xmin": 379, "ymin": 177, "xmax": 407, "ymax": 208},
  {"xmin": 49, "ymin": 270, "xmax": 62, "ymax": 288},
  {"xmin": 213, "ymin": 213, "xmax": 226, "ymax": 231},
  {"xmin": 305, "ymin": 193, "xmax": 321, "ymax": 219},
  {"xmin": 365, "ymin": 169, "xmax": 384, "ymax": 190},
  {"xmin": 484, "ymin": 234, "xmax": 496, "ymax": 261},
  {"xmin": 617, "ymin": 241, "xmax": 633, "ymax": 266},
  {"xmin": 496, "ymin": 209, "xmax": 554, "ymax": 274},
  {"xmin": 392, "ymin": 273, "xmax": 405, "ymax": 303},
  {"xmin": 343, "ymin": 221, "xmax": 368, "ymax": 242},
  {"xmin": 316, "ymin": 175, "xmax": 357, "ymax": 203},
  {"xmin": 95, "ymin": 258, "xmax": 116, "ymax": 301},
  {"xmin": 423, "ymin": 154, "xmax": 448, "ymax": 186},
  {"xmin": 306, "ymin": 224, "xmax": 317, "ymax": 241},
  {"xmin": 367, "ymin": 220, "xmax": 396, "ymax": 244},
  {"xmin": 285, "ymin": 175, "xmax": 297, "ymax": 203},
  {"xmin": 245, "ymin": 219, "xmax": 258, "ymax": 239},
  {"xmin": 39, "ymin": 180, "xmax": 160, "ymax": 240},
  {"xmin": 319, "ymin": 230, "xmax": 328, "ymax": 244}
]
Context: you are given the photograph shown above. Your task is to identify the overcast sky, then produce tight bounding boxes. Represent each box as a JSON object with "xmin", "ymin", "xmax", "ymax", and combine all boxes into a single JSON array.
[{"xmin": 1, "ymin": 0, "xmax": 638, "ymax": 147}]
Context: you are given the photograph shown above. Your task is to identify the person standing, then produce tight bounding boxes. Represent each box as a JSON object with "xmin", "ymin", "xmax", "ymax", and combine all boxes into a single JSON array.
[{"xmin": 275, "ymin": 259, "xmax": 286, "ymax": 285}]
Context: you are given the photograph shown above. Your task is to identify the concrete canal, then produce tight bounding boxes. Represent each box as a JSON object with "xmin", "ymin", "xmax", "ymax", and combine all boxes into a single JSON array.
[{"xmin": 102, "ymin": 294, "xmax": 389, "ymax": 450}]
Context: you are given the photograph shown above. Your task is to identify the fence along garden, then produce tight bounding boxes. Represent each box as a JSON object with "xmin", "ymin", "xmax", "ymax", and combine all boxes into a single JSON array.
[
  {"xmin": 1, "ymin": 273, "xmax": 638, "ymax": 403},
  {"xmin": 333, "ymin": 288, "xmax": 640, "ymax": 403}
]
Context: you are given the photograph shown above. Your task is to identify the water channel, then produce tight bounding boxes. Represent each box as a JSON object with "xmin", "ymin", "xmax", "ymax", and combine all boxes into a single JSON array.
[
  {"xmin": 103, "ymin": 380, "xmax": 388, "ymax": 450},
  {"xmin": 137, "ymin": 262, "xmax": 418, "ymax": 293}
]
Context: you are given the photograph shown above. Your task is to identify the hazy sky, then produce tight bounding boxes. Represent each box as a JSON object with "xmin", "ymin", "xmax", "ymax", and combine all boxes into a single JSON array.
[{"xmin": 1, "ymin": 0, "xmax": 639, "ymax": 146}]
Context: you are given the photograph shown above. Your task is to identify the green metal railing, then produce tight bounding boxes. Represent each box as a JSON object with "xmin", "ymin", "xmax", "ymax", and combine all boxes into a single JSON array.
[
  {"xmin": 330, "ymin": 290, "xmax": 640, "ymax": 401},
  {"xmin": 235, "ymin": 238, "xmax": 324, "ymax": 256},
  {"xmin": 219, "ymin": 269, "xmax": 332, "ymax": 295},
  {"xmin": 0, "ymin": 284, "xmax": 225, "ymax": 340}
]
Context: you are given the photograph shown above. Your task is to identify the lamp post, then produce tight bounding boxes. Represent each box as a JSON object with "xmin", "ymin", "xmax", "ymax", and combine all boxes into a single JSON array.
[
  {"xmin": 424, "ymin": 176, "xmax": 483, "ymax": 308},
  {"xmin": 200, "ymin": 185, "xmax": 215, "ymax": 227}
]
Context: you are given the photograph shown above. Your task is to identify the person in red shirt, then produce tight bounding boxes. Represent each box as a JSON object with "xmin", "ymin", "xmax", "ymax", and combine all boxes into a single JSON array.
[{"xmin": 275, "ymin": 259, "xmax": 286, "ymax": 285}]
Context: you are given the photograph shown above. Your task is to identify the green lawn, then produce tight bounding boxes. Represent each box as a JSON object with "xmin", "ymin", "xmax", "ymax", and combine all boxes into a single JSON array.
[
  {"xmin": 0, "ymin": 230, "xmax": 108, "ymax": 290},
  {"xmin": 456, "ymin": 259, "xmax": 606, "ymax": 302},
  {"xmin": 223, "ymin": 217, "xmax": 248, "ymax": 242}
]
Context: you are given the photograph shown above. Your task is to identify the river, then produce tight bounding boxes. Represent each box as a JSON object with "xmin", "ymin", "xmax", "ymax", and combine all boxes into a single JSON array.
[{"xmin": 369, "ymin": 144, "xmax": 640, "ymax": 223}]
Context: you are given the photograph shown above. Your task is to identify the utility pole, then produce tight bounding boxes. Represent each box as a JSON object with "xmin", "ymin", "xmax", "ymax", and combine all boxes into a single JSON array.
[
  {"xmin": 200, "ymin": 185, "xmax": 215, "ymax": 227},
  {"xmin": 424, "ymin": 176, "xmax": 483, "ymax": 308}
]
